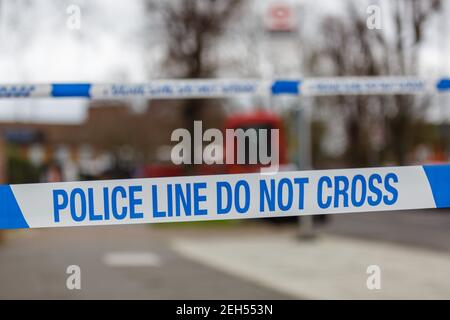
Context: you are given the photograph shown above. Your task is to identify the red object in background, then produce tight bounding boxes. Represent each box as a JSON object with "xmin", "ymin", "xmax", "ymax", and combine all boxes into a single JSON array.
[
  {"xmin": 265, "ymin": 2, "xmax": 296, "ymax": 32},
  {"xmin": 141, "ymin": 109, "xmax": 288, "ymax": 177},
  {"xmin": 427, "ymin": 145, "xmax": 448, "ymax": 164},
  {"xmin": 224, "ymin": 110, "xmax": 287, "ymax": 174},
  {"xmin": 142, "ymin": 163, "xmax": 184, "ymax": 178}
]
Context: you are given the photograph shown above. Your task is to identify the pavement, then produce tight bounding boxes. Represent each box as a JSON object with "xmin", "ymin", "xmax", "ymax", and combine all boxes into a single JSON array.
[
  {"xmin": 0, "ymin": 209, "xmax": 450, "ymax": 299},
  {"xmin": 0, "ymin": 225, "xmax": 290, "ymax": 299},
  {"xmin": 173, "ymin": 232, "xmax": 450, "ymax": 299}
]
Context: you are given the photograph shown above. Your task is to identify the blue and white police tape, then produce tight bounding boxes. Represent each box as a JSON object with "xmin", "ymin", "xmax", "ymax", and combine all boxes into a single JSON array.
[
  {"xmin": 1, "ymin": 164, "xmax": 450, "ymax": 230},
  {"xmin": 1, "ymin": 77, "xmax": 449, "ymax": 99}
]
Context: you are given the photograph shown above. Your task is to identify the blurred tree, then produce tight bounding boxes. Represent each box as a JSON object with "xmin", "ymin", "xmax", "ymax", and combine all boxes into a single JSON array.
[
  {"xmin": 6, "ymin": 146, "xmax": 42, "ymax": 184},
  {"xmin": 146, "ymin": 0, "xmax": 242, "ymax": 170},
  {"xmin": 149, "ymin": 0, "xmax": 242, "ymax": 78},
  {"xmin": 308, "ymin": 0, "xmax": 442, "ymax": 166}
]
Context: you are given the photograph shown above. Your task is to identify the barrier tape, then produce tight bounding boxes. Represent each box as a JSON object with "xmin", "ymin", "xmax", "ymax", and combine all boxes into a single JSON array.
[
  {"xmin": 0, "ymin": 77, "xmax": 449, "ymax": 99},
  {"xmin": 1, "ymin": 164, "xmax": 449, "ymax": 230}
]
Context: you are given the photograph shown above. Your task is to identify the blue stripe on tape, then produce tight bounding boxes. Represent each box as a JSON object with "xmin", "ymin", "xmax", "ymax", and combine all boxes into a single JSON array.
[
  {"xmin": 51, "ymin": 84, "xmax": 91, "ymax": 98},
  {"xmin": 436, "ymin": 78, "xmax": 450, "ymax": 92},
  {"xmin": 423, "ymin": 164, "xmax": 450, "ymax": 208},
  {"xmin": 0, "ymin": 185, "xmax": 29, "ymax": 229},
  {"xmin": 271, "ymin": 80, "xmax": 300, "ymax": 95}
]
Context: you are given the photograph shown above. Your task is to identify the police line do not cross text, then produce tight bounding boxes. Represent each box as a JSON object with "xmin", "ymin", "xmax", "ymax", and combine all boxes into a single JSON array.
[{"xmin": 49, "ymin": 170, "xmax": 399, "ymax": 226}]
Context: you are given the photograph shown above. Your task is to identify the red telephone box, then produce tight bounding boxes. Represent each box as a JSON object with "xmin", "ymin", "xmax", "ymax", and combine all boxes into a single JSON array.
[{"xmin": 224, "ymin": 110, "xmax": 287, "ymax": 174}]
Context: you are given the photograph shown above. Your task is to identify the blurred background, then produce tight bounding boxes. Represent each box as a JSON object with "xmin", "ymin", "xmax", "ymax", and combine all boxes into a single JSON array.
[{"xmin": 0, "ymin": 0, "xmax": 450, "ymax": 299}]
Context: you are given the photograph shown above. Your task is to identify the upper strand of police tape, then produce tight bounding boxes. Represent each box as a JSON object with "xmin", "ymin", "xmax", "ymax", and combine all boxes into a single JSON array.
[
  {"xmin": 1, "ymin": 76, "xmax": 450, "ymax": 230},
  {"xmin": 0, "ymin": 76, "xmax": 450, "ymax": 99}
]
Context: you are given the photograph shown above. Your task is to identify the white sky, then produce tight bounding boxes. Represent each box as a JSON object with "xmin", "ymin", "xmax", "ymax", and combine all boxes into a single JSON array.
[
  {"xmin": 0, "ymin": 0, "xmax": 148, "ymax": 123},
  {"xmin": 0, "ymin": 0, "xmax": 448, "ymax": 123}
]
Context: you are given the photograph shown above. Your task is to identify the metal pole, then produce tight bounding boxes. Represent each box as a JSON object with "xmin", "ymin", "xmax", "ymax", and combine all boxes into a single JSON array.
[{"xmin": 296, "ymin": 97, "xmax": 315, "ymax": 239}]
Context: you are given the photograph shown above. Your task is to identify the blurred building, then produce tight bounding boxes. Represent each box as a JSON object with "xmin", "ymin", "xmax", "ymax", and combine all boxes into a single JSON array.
[{"xmin": 0, "ymin": 100, "xmax": 225, "ymax": 182}]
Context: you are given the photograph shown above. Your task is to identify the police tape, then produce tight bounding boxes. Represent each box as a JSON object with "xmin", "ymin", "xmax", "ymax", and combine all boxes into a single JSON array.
[
  {"xmin": 1, "ymin": 164, "xmax": 450, "ymax": 230},
  {"xmin": 0, "ymin": 77, "xmax": 449, "ymax": 99}
]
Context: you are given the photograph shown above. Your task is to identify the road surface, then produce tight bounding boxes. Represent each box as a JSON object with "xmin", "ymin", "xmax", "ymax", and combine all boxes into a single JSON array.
[
  {"xmin": 0, "ymin": 208, "xmax": 449, "ymax": 299},
  {"xmin": 323, "ymin": 208, "xmax": 450, "ymax": 252},
  {"xmin": 0, "ymin": 225, "xmax": 290, "ymax": 299}
]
